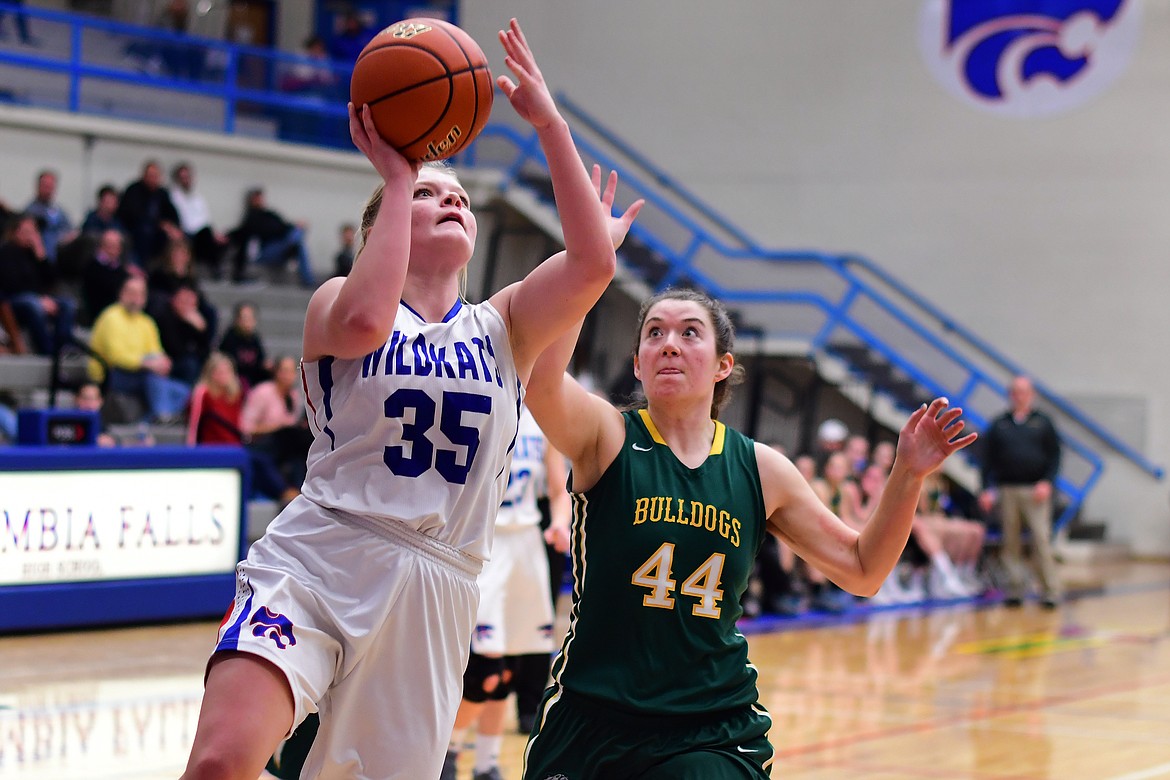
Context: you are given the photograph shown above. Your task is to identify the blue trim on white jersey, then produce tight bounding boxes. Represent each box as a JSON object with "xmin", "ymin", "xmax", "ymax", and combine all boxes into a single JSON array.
[
  {"xmin": 318, "ymin": 357, "xmax": 336, "ymax": 449},
  {"xmin": 400, "ymin": 298, "xmax": 464, "ymax": 324}
]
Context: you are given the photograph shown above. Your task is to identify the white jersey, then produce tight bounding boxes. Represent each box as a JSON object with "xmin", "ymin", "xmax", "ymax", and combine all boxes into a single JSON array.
[
  {"xmin": 495, "ymin": 405, "xmax": 548, "ymax": 529},
  {"xmin": 300, "ymin": 299, "xmax": 522, "ymax": 562}
]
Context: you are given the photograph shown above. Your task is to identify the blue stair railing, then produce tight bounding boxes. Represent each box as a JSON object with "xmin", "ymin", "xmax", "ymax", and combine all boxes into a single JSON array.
[{"xmin": 1, "ymin": 4, "xmax": 1161, "ymax": 530}]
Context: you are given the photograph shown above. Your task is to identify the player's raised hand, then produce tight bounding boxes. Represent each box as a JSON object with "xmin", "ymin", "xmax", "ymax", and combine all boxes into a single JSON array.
[
  {"xmin": 590, "ymin": 164, "xmax": 645, "ymax": 251},
  {"xmin": 348, "ymin": 102, "xmax": 417, "ymax": 184},
  {"xmin": 496, "ymin": 18, "xmax": 558, "ymax": 131},
  {"xmin": 894, "ymin": 397, "xmax": 977, "ymax": 478}
]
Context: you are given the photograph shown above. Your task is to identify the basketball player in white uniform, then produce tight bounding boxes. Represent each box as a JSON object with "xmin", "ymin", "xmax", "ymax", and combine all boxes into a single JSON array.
[
  {"xmin": 442, "ymin": 405, "xmax": 570, "ymax": 780},
  {"xmin": 180, "ymin": 18, "xmax": 643, "ymax": 780}
]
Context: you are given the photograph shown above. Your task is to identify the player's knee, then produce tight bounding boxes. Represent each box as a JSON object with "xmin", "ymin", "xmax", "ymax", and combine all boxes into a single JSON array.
[{"xmin": 463, "ymin": 652, "xmax": 507, "ymax": 703}]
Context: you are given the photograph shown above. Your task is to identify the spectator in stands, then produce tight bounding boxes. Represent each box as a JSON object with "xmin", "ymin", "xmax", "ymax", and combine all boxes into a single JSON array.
[
  {"xmin": 817, "ymin": 451, "xmax": 863, "ymax": 530},
  {"xmin": 917, "ymin": 472, "xmax": 987, "ymax": 594},
  {"xmin": 169, "ymin": 162, "xmax": 229, "ymax": 278},
  {"xmin": 218, "ymin": 300, "xmax": 271, "ymax": 389},
  {"xmin": 0, "ymin": 213, "xmax": 77, "ymax": 355},
  {"xmin": 187, "ymin": 351, "xmax": 299, "ymax": 505},
  {"xmin": 73, "ymin": 381, "xmax": 118, "ymax": 448},
  {"xmin": 81, "ymin": 185, "xmax": 124, "ymax": 237},
  {"xmin": 227, "ymin": 187, "xmax": 315, "ymax": 287},
  {"xmin": 0, "ymin": 0, "xmax": 37, "ymax": 46},
  {"xmin": 147, "ymin": 237, "xmax": 218, "ymax": 336},
  {"xmin": 872, "ymin": 440, "xmax": 896, "ymax": 472},
  {"xmin": 978, "ymin": 375, "xmax": 1063, "ymax": 609},
  {"xmin": 117, "ymin": 159, "xmax": 183, "ymax": 267},
  {"xmin": 844, "ymin": 434, "xmax": 870, "ymax": 479},
  {"xmin": 282, "ymin": 35, "xmax": 336, "ymax": 98},
  {"xmin": 81, "ymin": 228, "xmax": 140, "ymax": 326},
  {"xmin": 333, "ymin": 222, "xmax": 356, "ymax": 277},
  {"xmin": 156, "ymin": 282, "xmax": 212, "ymax": 385},
  {"xmin": 23, "ymin": 170, "xmax": 77, "ymax": 263},
  {"xmin": 240, "ymin": 354, "xmax": 312, "ymax": 489},
  {"xmin": 329, "ymin": 10, "xmax": 374, "ymax": 64},
  {"xmin": 87, "ymin": 275, "xmax": 190, "ymax": 423},
  {"xmin": 814, "ymin": 417, "xmax": 849, "ymax": 472}
]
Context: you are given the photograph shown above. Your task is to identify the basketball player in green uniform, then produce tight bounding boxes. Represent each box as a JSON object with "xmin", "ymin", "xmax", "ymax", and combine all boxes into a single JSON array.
[{"xmin": 521, "ymin": 287, "xmax": 976, "ymax": 779}]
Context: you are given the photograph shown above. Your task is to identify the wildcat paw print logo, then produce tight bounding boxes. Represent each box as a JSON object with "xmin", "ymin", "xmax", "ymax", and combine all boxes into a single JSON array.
[
  {"xmin": 918, "ymin": 0, "xmax": 1141, "ymax": 117},
  {"xmin": 250, "ymin": 606, "xmax": 297, "ymax": 650}
]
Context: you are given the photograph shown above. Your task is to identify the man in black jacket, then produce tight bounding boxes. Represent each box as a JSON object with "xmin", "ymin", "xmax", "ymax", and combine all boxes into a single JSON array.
[
  {"xmin": 228, "ymin": 187, "xmax": 316, "ymax": 287},
  {"xmin": 0, "ymin": 213, "xmax": 76, "ymax": 354},
  {"xmin": 978, "ymin": 375, "xmax": 1063, "ymax": 608}
]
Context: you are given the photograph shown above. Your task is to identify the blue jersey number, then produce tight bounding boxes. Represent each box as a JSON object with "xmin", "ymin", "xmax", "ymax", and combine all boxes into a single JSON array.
[{"xmin": 384, "ymin": 389, "xmax": 492, "ymax": 485}]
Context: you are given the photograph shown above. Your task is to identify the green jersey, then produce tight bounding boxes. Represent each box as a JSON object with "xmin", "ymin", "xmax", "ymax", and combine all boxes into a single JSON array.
[{"xmin": 552, "ymin": 409, "xmax": 768, "ymax": 715}]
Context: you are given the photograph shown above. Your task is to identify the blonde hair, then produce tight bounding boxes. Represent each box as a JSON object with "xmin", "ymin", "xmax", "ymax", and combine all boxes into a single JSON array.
[
  {"xmin": 355, "ymin": 162, "xmax": 469, "ymax": 297},
  {"xmin": 199, "ymin": 352, "xmax": 241, "ymax": 402}
]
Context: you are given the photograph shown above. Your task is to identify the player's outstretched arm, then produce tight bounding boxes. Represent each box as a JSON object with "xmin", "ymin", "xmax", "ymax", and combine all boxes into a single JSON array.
[
  {"xmin": 763, "ymin": 398, "xmax": 976, "ymax": 595},
  {"xmin": 490, "ymin": 19, "xmax": 640, "ymax": 377},
  {"xmin": 304, "ymin": 104, "xmax": 416, "ymax": 362}
]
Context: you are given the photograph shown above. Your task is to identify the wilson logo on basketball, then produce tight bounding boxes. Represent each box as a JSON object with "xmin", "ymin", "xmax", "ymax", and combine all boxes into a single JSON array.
[
  {"xmin": 424, "ymin": 125, "xmax": 463, "ymax": 161},
  {"xmin": 390, "ymin": 22, "xmax": 433, "ymax": 39}
]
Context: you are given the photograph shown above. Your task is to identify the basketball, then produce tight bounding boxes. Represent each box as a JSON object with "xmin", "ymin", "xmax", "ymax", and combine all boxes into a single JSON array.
[{"xmin": 350, "ymin": 18, "xmax": 493, "ymax": 162}]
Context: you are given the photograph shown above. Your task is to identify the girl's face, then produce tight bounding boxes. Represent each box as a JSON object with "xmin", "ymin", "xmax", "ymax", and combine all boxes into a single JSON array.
[
  {"xmin": 410, "ymin": 168, "xmax": 477, "ymax": 266},
  {"xmin": 275, "ymin": 357, "xmax": 298, "ymax": 387},
  {"xmin": 824, "ymin": 452, "xmax": 849, "ymax": 484},
  {"xmin": 633, "ymin": 299, "xmax": 731, "ymax": 408},
  {"xmin": 235, "ymin": 305, "xmax": 256, "ymax": 333},
  {"xmin": 210, "ymin": 358, "xmax": 234, "ymax": 388}
]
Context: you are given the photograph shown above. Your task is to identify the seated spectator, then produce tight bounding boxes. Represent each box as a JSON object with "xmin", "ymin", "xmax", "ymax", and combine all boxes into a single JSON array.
[
  {"xmin": 844, "ymin": 434, "xmax": 870, "ymax": 480},
  {"xmin": 187, "ymin": 352, "xmax": 299, "ymax": 504},
  {"xmin": 87, "ymin": 275, "xmax": 190, "ymax": 423},
  {"xmin": 227, "ymin": 187, "xmax": 315, "ymax": 287},
  {"xmin": 333, "ymin": 222, "xmax": 356, "ymax": 277},
  {"xmin": 81, "ymin": 184, "xmax": 125, "ymax": 237},
  {"xmin": 916, "ymin": 472, "xmax": 987, "ymax": 594},
  {"xmin": 23, "ymin": 169, "xmax": 77, "ymax": 264},
  {"xmin": 218, "ymin": 300, "xmax": 271, "ymax": 389},
  {"xmin": 73, "ymin": 381, "xmax": 118, "ymax": 447},
  {"xmin": 169, "ymin": 161, "xmax": 229, "ymax": 277},
  {"xmin": 156, "ymin": 282, "xmax": 212, "ymax": 385},
  {"xmin": 240, "ymin": 355, "xmax": 312, "ymax": 489},
  {"xmin": 117, "ymin": 159, "xmax": 183, "ymax": 267},
  {"xmin": 281, "ymin": 35, "xmax": 336, "ymax": 98},
  {"xmin": 859, "ymin": 464, "xmax": 973, "ymax": 604},
  {"xmin": 329, "ymin": 10, "xmax": 373, "ymax": 64},
  {"xmin": 0, "ymin": 1, "xmax": 38, "ymax": 46},
  {"xmin": 815, "ymin": 451, "xmax": 863, "ymax": 531},
  {"xmin": 0, "ymin": 213, "xmax": 77, "ymax": 355},
  {"xmin": 81, "ymin": 228, "xmax": 140, "ymax": 326},
  {"xmin": 147, "ymin": 237, "xmax": 218, "ymax": 336}
]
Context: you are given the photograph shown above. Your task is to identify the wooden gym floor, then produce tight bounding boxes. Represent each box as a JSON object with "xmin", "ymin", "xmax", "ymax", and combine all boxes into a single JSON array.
[{"xmin": 1, "ymin": 558, "xmax": 1168, "ymax": 779}]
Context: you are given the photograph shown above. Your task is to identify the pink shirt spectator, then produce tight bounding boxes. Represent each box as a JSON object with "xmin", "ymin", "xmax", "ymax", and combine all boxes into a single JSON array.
[{"xmin": 240, "ymin": 379, "xmax": 302, "ymax": 437}]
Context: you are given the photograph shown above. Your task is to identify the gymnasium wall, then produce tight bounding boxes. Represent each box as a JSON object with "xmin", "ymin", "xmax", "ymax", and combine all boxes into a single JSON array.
[{"xmin": 456, "ymin": 2, "xmax": 1170, "ymax": 554}]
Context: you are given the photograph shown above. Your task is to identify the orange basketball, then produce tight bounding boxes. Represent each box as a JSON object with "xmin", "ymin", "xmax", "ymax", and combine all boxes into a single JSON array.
[{"xmin": 350, "ymin": 18, "xmax": 493, "ymax": 162}]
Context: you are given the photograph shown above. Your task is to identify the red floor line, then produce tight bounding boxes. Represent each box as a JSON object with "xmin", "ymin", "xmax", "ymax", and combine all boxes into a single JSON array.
[{"xmin": 772, "ymin": 671, "xmax": 1170, "ymax": 759}]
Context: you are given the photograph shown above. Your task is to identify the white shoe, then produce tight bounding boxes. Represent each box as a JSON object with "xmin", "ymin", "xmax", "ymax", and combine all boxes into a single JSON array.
[{"xmin": 929, "ymin": 565, "xmax": 973, "ymax": 599}]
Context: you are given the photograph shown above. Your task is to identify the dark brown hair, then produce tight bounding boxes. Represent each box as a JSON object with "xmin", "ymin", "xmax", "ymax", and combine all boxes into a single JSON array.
[{"xmin": 633, "ymin": 287, "xmax": 745, "ymax": 419}]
